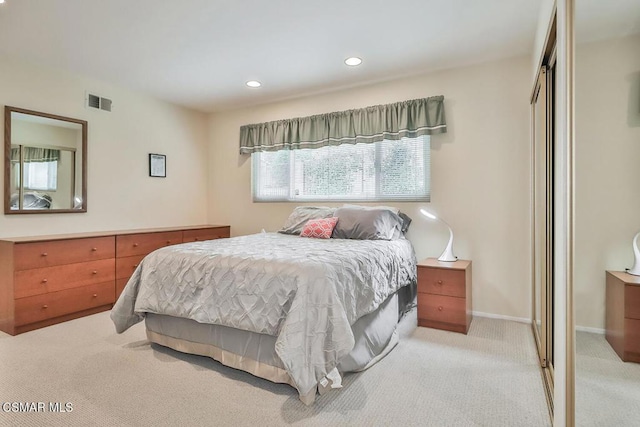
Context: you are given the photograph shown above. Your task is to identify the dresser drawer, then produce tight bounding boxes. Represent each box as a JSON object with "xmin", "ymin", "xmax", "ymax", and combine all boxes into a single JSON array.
[
  {"xmin": 625, "ymin": 285, "xmax": 640, "ymax": 320},
  {"xmin": 417, "ymin": 293, "xmax": 466, "ymax": 326},
  {"xmin": 116, "ymin": 231, "xmax": 183, "ymax": 257},
  {"xmin": 115, "ymin": 278, "xmax": 129, "ymax": 301},
  {"xmin": 116, "ymin": 255, "xmax": 145, "ymax": 280},
  {"xmin": 418, "ymin": 267, "xmax": 466, "ymax": 298},
  {"xmin": 182, "ymin": 227, "xmax": 230, "ymax": 243},
  {"xmin": 14, "ymin": 281, "xmax": 115, "ymax": 326},
  {"xmin": 14, "ymin": 237, "xmax": 115, "ymax": 271},
  {"xmin": 14, "ymin": 258, "xmax": 115, "ymax": 299}
]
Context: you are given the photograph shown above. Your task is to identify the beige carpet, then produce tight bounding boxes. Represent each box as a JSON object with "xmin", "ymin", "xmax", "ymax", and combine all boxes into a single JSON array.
[
  {"xmin": 575, "ymin": 331, "xmax": 640, "ymax": 427},
  {"xmin": 0, "ymin": 310, "xmax": 550, "ymax": 427}
]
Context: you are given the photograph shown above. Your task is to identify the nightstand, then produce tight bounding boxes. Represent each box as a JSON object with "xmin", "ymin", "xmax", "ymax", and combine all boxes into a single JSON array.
[
  {"xmin": 417, "ymin": 258, "xmax": 472, "ymax": 334},
  {"xmin": 605, "ymin": 271, "xmax": 640, "ymax": 363}
]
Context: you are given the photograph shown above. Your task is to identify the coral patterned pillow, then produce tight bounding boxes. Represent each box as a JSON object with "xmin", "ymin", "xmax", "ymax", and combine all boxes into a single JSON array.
[{"xmin": 300, "ymin": 217, "xmax": 339, "ymax": 239}]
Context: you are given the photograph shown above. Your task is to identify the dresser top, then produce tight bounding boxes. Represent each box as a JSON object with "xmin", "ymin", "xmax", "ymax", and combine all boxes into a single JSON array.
[
  {"xmin": 0, "ymin": 225, "xmax": 230, "ymax": 243},
  {"xmin": 607, "ymin": 270, "xmax": 640, "ymax": 286},
  {"xmin": 418, "ymin": 258, "xmax": 471, "ymax": 270}
]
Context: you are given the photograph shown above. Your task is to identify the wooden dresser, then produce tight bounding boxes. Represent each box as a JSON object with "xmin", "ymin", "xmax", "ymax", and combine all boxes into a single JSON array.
[
  {"xmin": 0, "ymin": 225, "xmax": 230, "ymax": 335},
  {"xmin": 417, "ymin": 258, "xmax": 472, "ymax": 334},
  {"xmin": 605, "ymin": 270, "xmax": 640, "ymax": 363}
]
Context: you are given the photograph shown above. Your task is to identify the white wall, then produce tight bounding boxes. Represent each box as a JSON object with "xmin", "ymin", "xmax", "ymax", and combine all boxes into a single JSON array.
[
  {"xmin": 208, "ymin": 55, "xmax": 533, "ymax": 320},
  {"xmin": 0, "ymin": 54, "xmax": 209, "ymax": 238},
  {"xmin": 575, "ymin": 34, "xmax": 640, "ymax": 330}
]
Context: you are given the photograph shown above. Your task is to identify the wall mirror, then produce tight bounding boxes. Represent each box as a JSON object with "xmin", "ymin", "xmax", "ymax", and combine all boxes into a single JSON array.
[{"xmin": 4, "ymin": 106, "xmax": 87, "ymax": 214}]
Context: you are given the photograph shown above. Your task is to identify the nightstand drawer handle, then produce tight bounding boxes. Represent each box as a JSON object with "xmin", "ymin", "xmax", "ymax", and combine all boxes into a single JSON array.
[
  {"xmin": 438, "ymin": 306, "xmax": 443, "ymax": 311},
  {"xmin": 93, "ymin": 294, "xmax": 98, "ymax": 298},
  {"xmin": 133, "ymin": 243, "xmax": 139, "ymax": 247},
  {"xmin": 42, "ymin": 305, "xmax": 48, "ymax": 309},
  {"xmin": 437, "ymin": 280, "xmax": 443, "ymax": 285},
  {"xmin": 92, "ymin": 270, "xmax": 98, "ymax": 275},
  {"xmin": 42, "ymin": 278, "xmax": 48, "ymax": 283},
  {"xmin": 41, "ymin": 252, "xmax": 48, "ymax": 257},
  {"xmin": 133, "ymin": 264, "xmax": 139, "ymax": 268}
]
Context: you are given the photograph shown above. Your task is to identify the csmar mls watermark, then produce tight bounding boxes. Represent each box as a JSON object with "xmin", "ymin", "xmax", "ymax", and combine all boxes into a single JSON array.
[{"xmin": 1, "ymin": 402, "xmax": 73, "ymax": 413}]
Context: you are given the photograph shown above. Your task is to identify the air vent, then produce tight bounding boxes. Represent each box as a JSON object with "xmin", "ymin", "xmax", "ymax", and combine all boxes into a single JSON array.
[
  {"xmin": 100, "ymin": 98, "xmax": 112, "ymax": 112},
  {"xmin": 86, "ymin": 92, "xmax": 113, "ymax": 112},
  {"xmin": 87, "ymin": 94, "xmax": 100, "ymax": 109}
]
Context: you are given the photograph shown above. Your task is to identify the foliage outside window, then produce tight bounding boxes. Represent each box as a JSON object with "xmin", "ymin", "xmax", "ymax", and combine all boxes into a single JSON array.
[{"xmin": 252, "ymin": 136, "xmax": 430, "ymax": 202}]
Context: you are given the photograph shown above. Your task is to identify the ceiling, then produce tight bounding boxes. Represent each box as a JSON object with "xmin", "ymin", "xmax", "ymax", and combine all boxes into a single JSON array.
[{"xmin": 0, "ymin": 1, "xmax": 638, "ymax": 113}]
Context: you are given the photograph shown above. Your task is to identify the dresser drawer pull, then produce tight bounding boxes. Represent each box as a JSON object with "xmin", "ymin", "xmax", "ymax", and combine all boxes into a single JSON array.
[
  {"xmin": 93, "ymin": 294, "xmax": 98, "ymax": 298},
  {"xmin": 437, "ymin": 280, "xmax": 443, "ymax": 285},
  {"xmin": 166, "ymin": 240, "xmax": 172, "ymax": 244},
  {"xmin": 41, "ymin": 252, "xmax": 48, "ymax": 257},
  {"xmin": 91, "ymin": 247, "xmax": 97, "ymax": 252},
  {"xmin": 92, "ymin": 270, "xmax": 98, "ymax": 275},
  {"xmin": 42, "ymin": 278, "xmax": 48, "ymax": 283},
  {"xmin": 133, "ymin": 243, "xmax": 139, "ymax": 247},
  {"xmin": 438, "ymin": 306, "xmax": 443, "ymax": 311},
  {"xmin": 42, "ymin": 305, "xmax": 48, "ymax": 309}
]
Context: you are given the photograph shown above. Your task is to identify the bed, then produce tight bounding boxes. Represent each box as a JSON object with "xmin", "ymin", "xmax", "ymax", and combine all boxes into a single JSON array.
[{"xmin": 111, "ymin": 208, "xmax": 417, "ymax": 404}]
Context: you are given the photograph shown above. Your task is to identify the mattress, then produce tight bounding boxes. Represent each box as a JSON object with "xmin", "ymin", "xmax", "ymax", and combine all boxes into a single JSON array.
[{"xmin": 112, "ymin": 232, "xmax": 416, "ymax": 404}]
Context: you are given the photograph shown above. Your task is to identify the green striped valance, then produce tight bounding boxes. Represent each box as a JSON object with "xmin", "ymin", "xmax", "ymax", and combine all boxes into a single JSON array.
[
  {"xmin": 10, "ymin": 147, "xmax": 60, "ymax": 162},
  {"xmin": 239, "ymin": 96, "xmax": 446, "ymax": 154}
]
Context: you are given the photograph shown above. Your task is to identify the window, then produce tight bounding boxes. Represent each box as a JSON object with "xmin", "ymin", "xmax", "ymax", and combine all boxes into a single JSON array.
[
  {"xmin": 23, "ymin": 161, "xmax": 58, "ymax": 191},
  {"xmin": 252, "ymin": 136, "xmax": 430, "ymax": 202}
]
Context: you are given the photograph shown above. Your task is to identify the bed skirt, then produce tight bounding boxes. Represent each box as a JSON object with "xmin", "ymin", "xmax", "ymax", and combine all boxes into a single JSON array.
[{"xmin": 145, "ymin": 284, "xmax": 413, "ymax": 404}]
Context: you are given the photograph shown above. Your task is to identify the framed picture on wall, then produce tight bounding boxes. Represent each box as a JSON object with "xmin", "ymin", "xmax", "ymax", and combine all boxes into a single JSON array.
[{"xmin": 149, "ymin": 153, "xmax": 166, "ymax": 178}]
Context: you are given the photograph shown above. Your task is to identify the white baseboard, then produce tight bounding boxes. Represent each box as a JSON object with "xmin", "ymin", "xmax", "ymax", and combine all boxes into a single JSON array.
[
  {"xmin": 575, "ymin": 325, "xmax": 605, "ymax": 334},
  {"xmin": 472, "ymin": 311, "xmax": 530, "ymax": 324},
  {"xmin": 471, "ymin": 311, "xmax": 606, "ymax": 334}
]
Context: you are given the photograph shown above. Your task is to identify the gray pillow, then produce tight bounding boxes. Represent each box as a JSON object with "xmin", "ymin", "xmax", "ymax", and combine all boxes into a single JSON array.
[
  {"xmin": 332, "ymin": 207, "xmax": 404, "ymax": 240},
  {"xmin": 341, "ymin": 204, "xmax": 412, "ymax": 234},
  {"xmin": 278, "ymin": 206, "xmax": 336, "ymax": 235}
]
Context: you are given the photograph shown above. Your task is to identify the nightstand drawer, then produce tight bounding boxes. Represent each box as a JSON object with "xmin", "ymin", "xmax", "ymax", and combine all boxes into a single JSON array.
[
  {"xmin": 417, "ymin": 293, "xmax": 466, "ymax": 326},
  {"xmin": 625, "ymin": 318, "xmax": 640, "ymax": 362},
  {"xmin": 625, "ymin": 285, "xmax": 640, "ymax": 320},
  {"xmin": 418, "ymin": 267, "xmax": 466, "ymax": 298}
]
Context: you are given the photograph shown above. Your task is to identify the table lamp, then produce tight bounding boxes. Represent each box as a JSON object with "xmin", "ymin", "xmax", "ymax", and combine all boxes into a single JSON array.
[
  {"xmin": 420, "ymin": 209, "xmax": 457, "ymax": 262},
  {"xmin": 627, "ymin": 231, "xmax": 640, "ymax": 276}
]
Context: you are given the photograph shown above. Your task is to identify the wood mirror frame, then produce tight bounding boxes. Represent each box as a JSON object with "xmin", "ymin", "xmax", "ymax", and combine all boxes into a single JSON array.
[{"xmin": 4, "ymin": 106, "xmax": 87, "ymax": 214}]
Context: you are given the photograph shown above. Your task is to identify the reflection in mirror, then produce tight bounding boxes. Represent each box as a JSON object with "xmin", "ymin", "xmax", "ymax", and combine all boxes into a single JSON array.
[
  {"xmin": 4, "ymin": 107, "xmax": 87, "ymax": 213},
  {"xmin": 575, "ymin": 1, "xmax": 640, "ymax": 425}
]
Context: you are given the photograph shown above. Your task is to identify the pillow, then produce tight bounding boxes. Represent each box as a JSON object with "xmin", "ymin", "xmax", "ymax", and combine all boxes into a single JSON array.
[
  {"xmin": 341, "ymin": 204, "xmax": 412, "ymax": 234},
  {"xmin": 300, "ymin": 217, "xmax": 339, "ymax": 239},
  {"xmin": 331, "ymin": 207, "xmax": 404, "ymax": 240},
  {"xmin": 279, "ymin": 206, "xmax": 336, "ymax": 235}
]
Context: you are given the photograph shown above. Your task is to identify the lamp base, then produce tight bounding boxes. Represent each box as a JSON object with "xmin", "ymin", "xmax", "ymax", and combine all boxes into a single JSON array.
[
  {"xmin": 627, "ymin": 267, "xmax": 640, "ymax": 276},
  {"xmin": 437, "ymin": 255, "xmax": 458, "ymax": 262}
]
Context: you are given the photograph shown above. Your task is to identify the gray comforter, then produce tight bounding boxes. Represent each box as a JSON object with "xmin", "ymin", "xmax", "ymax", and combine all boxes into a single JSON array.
[{"xmin": 111, "ymin": 232, "xmax": 416, "ymax": 402}]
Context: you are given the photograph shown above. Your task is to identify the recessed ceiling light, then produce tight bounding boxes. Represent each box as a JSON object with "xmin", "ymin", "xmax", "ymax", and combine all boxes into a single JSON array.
[
  {"xmin": 246, "ymin": 80, "xmax": 261, "ymax": 88},
  {"xmin": 344, "ymin": 57, "xmax": 362, "ymax": 66}
]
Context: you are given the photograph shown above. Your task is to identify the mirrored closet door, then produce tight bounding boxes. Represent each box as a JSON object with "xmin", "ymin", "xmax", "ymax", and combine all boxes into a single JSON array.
[
  {"xmin": 574, "ymin": 1, "xmax": 640, "ymax": 425},
  {"xmin": 532, "ymin": 16, "xmax": 557, "ymax": 412}
]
